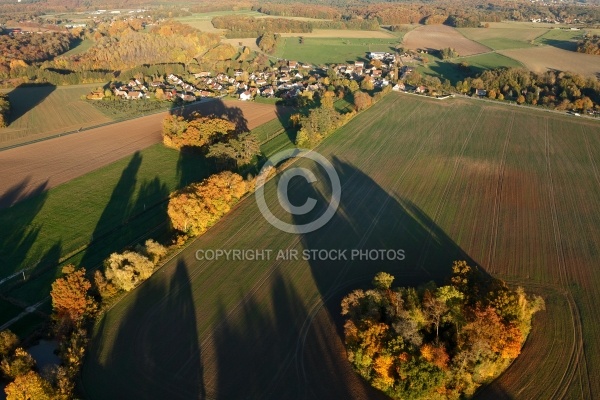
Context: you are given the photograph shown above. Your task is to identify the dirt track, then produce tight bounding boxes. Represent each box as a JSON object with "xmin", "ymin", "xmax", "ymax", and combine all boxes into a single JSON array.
[{"xmin": 0, "ymin": 99, "xmax": 279, "ymax": 209}]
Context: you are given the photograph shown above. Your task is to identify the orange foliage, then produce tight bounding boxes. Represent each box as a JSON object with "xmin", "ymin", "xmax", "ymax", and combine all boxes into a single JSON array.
[
  {"xmin": 50, "ymin": 266, "xmax": 96, "ymax": 328},
  {"xmin": 163, "ymin": 114, "xmax": 235, "ymax": 150},
  {"xmin": 420, "ymin": 343, "xmax": 449, "ymax": 369},
  {"xmin": 168, "ymin": 171, "xmax": 248, "ymax": 236}
]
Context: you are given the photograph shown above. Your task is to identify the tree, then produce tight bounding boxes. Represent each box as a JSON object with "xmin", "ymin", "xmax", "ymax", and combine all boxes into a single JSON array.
[
  {"xmin": 163, "ymin": 114, "xmax": 235, "ymax": 150},
  {"xmin": 50, "ymin": 266, "xmax": 96, "ymax": 330},
  {"xmin": 373, "ymin": 272, "xmax": 394, "ymax": 290},
  {"xmin": 0, "ymin": 347, "xmax": 35, "ymax": 379},
  {"xmin": 422, "ymin": 290, "xmax": 448, "ymax": 340},
  {"xmin": 320, "ymin": 90, "xmax": 335, "ymax": 109},
  {"xmin": 168, "ymin": 171, "xmax": 248, "ymax": 236},
  {"xmin": 208, "ymin": 132, "xmax": 260, "ymax": 169},
  {"xmin": 353, "ymin": 91, "xmax": 372, "ymax": 111},
  {"xmin": 516, "ymin": 95, "xmax": 525, "ymax": 104},
  {"xmin": 0, "ymin": 331, "xmax": 19, "ymax": 357},
  {"xmin": 5, "ymin": 371, "xmax": 53, "ymax": 400},
  {"xmin": 104, "ymin": 251, "xmax": 155, "ymax": 292},
  {"xmin": 360, "ymin": 76, "xmax": 374, "ymax": 91}
]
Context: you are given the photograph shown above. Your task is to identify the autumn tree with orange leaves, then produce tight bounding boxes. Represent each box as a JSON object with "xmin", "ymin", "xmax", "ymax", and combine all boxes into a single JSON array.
[
  {"xmin": 50, "ymin": 265, "xmax": 96, "ymax": 333},
  {"xmin": 162, "ymin": 113, "xmax": 236, "ymax": 150},
  {"xmin": 341, "ymin": 264, "xmax": 544, "ymax": 399},
  {"xmin": 168, "ymin": 171, "xmax": 248, "ymax": 236}
]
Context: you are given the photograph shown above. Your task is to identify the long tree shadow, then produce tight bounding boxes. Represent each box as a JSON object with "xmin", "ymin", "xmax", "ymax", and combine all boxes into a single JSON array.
[
  {"xmin": 79, "ymin": 151, "xmax": 171, "ymax": 271},
  {"xmin": 285, "ymin": 158, "xmax": 504, "ymax": 399},
  {"xmin": 5, "ymin": 84, "xmax": 56, "ymax": 124},
  {"xmin": 210, "ymin": 271, "xmax": 311, "ymax": 399},
  {"xmin": 0, "ymin": 178, "xmax": 49, "ymax": 280},
  {"xmin": 0, "ymin": 178, "xmax": 58, "ymax": 329},
  {"xmin": 83, "ymin": 260, "xmax": 204, "ymax": 399}
]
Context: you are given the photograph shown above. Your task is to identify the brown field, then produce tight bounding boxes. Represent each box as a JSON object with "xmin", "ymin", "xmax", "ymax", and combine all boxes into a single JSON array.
[
  {"xmin": 221, "ymin": 37, "xmax": 261, "ymax": 52},
  {"xmin": 460, "ymin": 22, "xmax": 548, "ymax": 42},
  {"xmin": 499, "ymin": 47, "xmax": 600, "ymax": 77},
  {"xmin": 403, "ymin": 24, "xmax": 490, "ymax": 55},
  {"xmin": 0, "ymin": 99, "xmax": 277, "ymax": 208},
  {"xmin": 280, "ymin": 29, "xmax": 395, "ymax": 39}
]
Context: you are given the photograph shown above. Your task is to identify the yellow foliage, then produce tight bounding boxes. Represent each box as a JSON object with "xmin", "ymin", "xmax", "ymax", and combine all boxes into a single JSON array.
[{"xmin": 168, "ymin": 172, "xmax": 248, "ymax": 236}]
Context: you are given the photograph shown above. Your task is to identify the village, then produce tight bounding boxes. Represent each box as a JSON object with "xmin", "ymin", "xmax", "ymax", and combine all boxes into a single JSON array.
[{"xmin": 85, "ymin": 50, "xmax": 443, "ymax": 105}]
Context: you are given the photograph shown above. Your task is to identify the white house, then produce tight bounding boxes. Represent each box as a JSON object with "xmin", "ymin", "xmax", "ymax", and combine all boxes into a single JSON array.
[{"xmin": 240, "ymin": 91, "xmax": 253, "ymax": 101}]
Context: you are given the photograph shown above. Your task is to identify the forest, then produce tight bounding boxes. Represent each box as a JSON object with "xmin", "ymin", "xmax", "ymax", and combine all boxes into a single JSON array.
[
  {"xmin": 341, "ymin": 263, "xmax": 544, "ymax": 399},
  {"xmin": 0, "ymin": 32, "xmax": 73, "ymax": 76},
  {"xmin": 254, "ymin": 0, "xmax": 600, "ymax": 25}
]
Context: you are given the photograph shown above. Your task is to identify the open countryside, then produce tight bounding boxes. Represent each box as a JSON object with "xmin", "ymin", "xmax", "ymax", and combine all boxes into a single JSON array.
[
  {"xmin": 1, "ymin": 0, "xmax": 600, "ymax": 399},
  {"xmin": 83, "ymin": 93, "xmax": 600, "ymax": 399}
]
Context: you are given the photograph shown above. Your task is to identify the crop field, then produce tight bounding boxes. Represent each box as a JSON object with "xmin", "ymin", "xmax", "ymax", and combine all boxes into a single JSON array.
[
  {"xmin": 460, "ymin": 52, "xmax": 523, "ymax": 71},
  {"xmin": 0, "ymin": 84, "xmax": 112, "ymax": 148},
  {"xmin": 458, "ymin": 23, "xmax": 545, "ymax": 50},
  {"xmin": 82, "ymin": 93, "xmax": 600, "ymax": 399},
  {"xmin": 534, "ymin": 28, "xmax": 585, "ymax": 51},
  {"xmin": 59, "ymin": 38, "xmax": 94, "ymax": 57},
  {"xmin": 499, "ymin": 46, "xmax": 600, "ymax": 77},
  {"xmin": 279, "ymin": 29, "xmax": 395, "ymax": 39},
  {"xmin": 0, "ymin": 106, "xmax": 289, "ymax": 332},
  {"xmin": 273, "ymin": 37, "xmax": 399, "ymax": 65},
  {"xmin": 414, "ymin": 52, "xmax": 522, "ymax": 85},
  {"xmin": 403, "ymin": 24, "xmax": 490, "ymax": 56}
]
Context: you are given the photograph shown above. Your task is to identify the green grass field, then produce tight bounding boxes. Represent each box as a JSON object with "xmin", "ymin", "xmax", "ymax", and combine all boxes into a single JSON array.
[
  {"xmin": 82, "ymin": 93, "xmax": 600, "ymax": 399},
  {"xmin": 458, "ymin": 24, "xmax": 545, "ymax": 50},
  {"xmin": 461, "ymin": 52, "xmax": 524, "ymax": 71},
  {"xmin": 0, "ymin": 144, "xmax": 211, "ymax": 306},
  {"xmin": 534, "ymin": 28, "xmax": 584, "ymax": 51},
  {"xmin": 0, "ymin": 84, "xmax": 112, "ymax": 148},
  {"xmin": 273, "ymin": 37, "xmax": 399, "ymax": 65},
  {"xmin": 0, "ymin": 119, "xmax": 297, "ymax": 326},
  {"xmin": 415, "ymin": 52, "xmax": 522, "ymax": 85},
  {"xmin": 60, "ymin": 38, "xmax": 94, "ymax": 57}
]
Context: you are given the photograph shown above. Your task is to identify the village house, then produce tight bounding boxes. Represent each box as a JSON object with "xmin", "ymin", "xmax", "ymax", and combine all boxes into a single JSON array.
[
  {"xmin": 261, "ymin": 87, "xmax": 275, "ymax": 97},
  {"xmin": 288, "ymin": 60, "xmax": 298, "ymax": 69},
  {"xmin": 86, "ymin": 90, "xmax": 104, "ymax": 100},
  {"xmin": 240, "ymin": 91, "xmax": 253, "ymax": 101},
  {"xmin": 113, "ymin": 88, "xmax": 129, "ymax": 97}
]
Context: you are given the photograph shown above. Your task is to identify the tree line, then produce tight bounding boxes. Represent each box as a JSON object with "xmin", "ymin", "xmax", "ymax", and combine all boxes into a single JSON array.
[
  {"xmin": 456, "ymin": 67, "xmax": 600, "ymax": 112},
  {"xmin": 252, "ymin": 0, "xmax": 600, "ymax": 26},
  {"xmin": 212, "ymin": 15, "xmax": 313, "ymax": 38},
  {"xmin": 578, "ymin": 34, "xmax": 600, "ymax": 56},
  {"xmin": 342, "ymin": 263, "xmax": 544, "ymax": 399},
  {"xmin": 0, "ymin": 94, "xmax": 10, "ymax": 127}
]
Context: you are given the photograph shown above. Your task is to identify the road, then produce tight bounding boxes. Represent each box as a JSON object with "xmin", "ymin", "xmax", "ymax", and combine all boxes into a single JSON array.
[{"xmin": 0, "ymin": 99, "xmax": 279, "ymax": 209}]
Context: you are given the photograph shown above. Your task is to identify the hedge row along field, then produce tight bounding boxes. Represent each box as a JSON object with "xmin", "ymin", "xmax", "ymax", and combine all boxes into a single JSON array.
[{"xmin": 83, "ymin": 93, "xmax": 599, "ymax": 399}]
